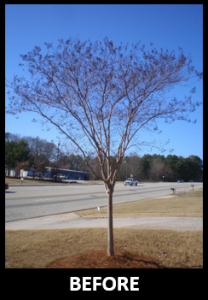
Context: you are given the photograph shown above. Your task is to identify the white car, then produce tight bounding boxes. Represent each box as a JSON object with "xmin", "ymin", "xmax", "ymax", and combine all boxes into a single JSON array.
[
  {"xmin": 58, "ymin": 175, "xmax": 67, "ymax": 179},
  {"xmin": 124, "ymin": 178, "xmax": 138, "ymax": 186}
]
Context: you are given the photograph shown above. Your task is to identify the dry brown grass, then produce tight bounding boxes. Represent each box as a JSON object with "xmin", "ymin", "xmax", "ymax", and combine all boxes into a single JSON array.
[
  {"xmin": 77, "ymin": 189, "xmax": 203, "ymax": 218},
  {"xmin": 5, "ymin": 177, "xmax": 74, "ymax": 186},
  {"xmin": 5, "ymin": 228, "xmax": 203, "ymax": 268},
  {"xmin": 5, "ymin": 177, "xmax": 102, "ymax": 186}
]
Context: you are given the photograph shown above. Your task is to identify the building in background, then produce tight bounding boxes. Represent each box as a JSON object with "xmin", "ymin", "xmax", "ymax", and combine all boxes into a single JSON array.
[{"xmin": 5, "ymin": 167, "xmax": 89, "ymax": 180}]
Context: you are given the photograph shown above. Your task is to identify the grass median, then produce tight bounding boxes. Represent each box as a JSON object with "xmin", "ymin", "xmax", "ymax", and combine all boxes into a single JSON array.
[
  {"xmin": 77, "ymin": 188, "xmax": 203, "ymax": 218},
  {"xmin": 5, "ymin": 188, "xmax": 203, "ymax": 268},
  {"xmin": 5, "ymin": 177, "xmax": 103, "ymax": 186}
]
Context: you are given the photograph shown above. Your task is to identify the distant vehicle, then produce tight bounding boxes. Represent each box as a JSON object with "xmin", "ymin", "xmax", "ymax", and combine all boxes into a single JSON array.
[
  {"xmin": 53, "ymin": 174, "xmax": 68, "ymax": 180},
  {"xmin": 124, "ymin": 178, "xmax": 138, "ymax": 186},
  {"xmin": 189, "ymin": 180, "xmax": 194, "ymax": 182},
  {"xmin": 177, "ymin": 179, "xmax": 184, "ymax": 183},
  {"xmin": 5, "ymin": 183, "xmax": 9, "ymax": 190},
  {"xmin": 57, "ymin": 175, "xmax": 67, "ymax": 179}
]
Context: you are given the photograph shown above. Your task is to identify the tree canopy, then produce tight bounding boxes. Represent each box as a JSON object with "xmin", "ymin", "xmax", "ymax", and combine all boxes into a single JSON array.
[
  {"xmin": 5, "ymin": 132, "xmax": 203, "ymax": 182},
  {"xmin": 6, "ymin": 38, "xmax": 202, "ymax": 182},
  {"xmin": 5, "ymin": 138, "xmax": 30, "ymax": 168},
  {"xmin": 6, "ymin": 37, "xmax": 203, "ymax": 256}
]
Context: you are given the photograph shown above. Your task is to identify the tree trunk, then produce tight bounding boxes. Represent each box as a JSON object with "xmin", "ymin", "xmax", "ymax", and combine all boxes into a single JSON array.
[{"xmin": 107, "ymin": 190, "xmax": 114, "ymax": 256}]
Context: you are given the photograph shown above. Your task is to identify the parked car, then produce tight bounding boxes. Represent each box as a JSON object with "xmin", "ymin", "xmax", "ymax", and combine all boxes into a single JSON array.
[
  {"xmin": 5, "ymin": 183, "xmax": 9, "ymax": 190},
  {"xmin": 177, "ymin": 179, "xmax": 184, "ymax": 183},
  {"xmin": 124, "ymin": 178, "xmax": 138, "ymax": 186}
]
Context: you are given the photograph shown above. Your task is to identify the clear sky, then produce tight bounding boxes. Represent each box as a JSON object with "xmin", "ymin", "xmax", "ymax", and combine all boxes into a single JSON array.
[{"xmin": 5, "ymin": 4, "xmax": 203, "ymax": 159}]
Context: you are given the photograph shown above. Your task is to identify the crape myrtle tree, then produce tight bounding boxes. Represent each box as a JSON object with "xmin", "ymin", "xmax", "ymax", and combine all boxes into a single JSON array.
[{"xmin": 6, "ymin": 37, "xmax": 202, "ymax": 256}]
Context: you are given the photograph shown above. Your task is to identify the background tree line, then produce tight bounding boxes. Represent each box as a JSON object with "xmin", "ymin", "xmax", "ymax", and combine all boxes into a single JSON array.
[{"xmin": 5, "ymin": 132, "xmax": 203, "ymax": 182}]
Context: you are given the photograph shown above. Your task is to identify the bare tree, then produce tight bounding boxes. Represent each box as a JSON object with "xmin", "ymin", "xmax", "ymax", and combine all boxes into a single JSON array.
[
  {"xmin": 14, "ymin": 161, "xmax": 30, "ymax": 177},
  {"xmin": 6, "ymin": 37, "xmax": 202, "ymax": 256}
]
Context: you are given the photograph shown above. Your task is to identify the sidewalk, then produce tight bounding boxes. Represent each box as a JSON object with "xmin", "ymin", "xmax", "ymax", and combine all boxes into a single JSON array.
[{"xmin": 5, "ymin": 213, "xmax": 203, "ymax": 231}]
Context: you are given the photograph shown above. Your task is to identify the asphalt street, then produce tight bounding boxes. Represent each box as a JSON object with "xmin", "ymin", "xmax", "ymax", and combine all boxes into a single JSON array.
[
  {"xmin": 5, "ymin": 182, "xmax": 203, "ymax": 230},
  {"xmin": 5, "ymin": 182, "xmax": 202, "ymax": 222}
]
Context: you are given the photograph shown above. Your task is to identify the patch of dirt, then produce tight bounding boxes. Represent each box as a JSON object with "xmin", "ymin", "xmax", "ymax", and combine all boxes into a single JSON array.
[{"xmin": 46, "ymin": 250, "xmax": 163, "ymax": 268}]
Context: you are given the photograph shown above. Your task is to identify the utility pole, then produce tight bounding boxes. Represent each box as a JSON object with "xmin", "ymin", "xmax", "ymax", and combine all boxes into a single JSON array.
[{"xmin": 56, "ymin": 142, "xmax": 60, "ymax": 181}]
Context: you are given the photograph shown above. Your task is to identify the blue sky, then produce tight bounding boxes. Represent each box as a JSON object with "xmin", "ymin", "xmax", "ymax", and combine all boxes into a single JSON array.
[{"xmin": 5, "ymin": 4, "xmax": 203, "ymax": 159}]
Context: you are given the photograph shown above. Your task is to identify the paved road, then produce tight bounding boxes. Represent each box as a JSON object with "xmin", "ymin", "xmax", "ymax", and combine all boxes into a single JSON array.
[{"xmin": 5, "ymin": 182, "xmax": 202, "ymax": 222}]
